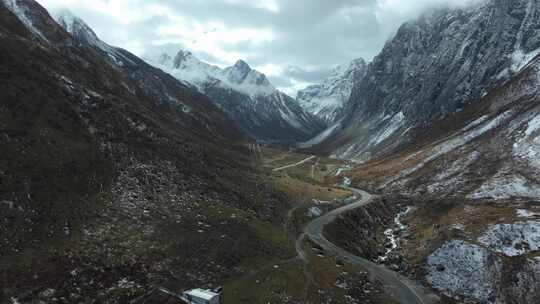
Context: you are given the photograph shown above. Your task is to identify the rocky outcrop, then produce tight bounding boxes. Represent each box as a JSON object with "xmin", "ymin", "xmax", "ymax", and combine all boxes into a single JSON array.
[
  {"xmin": 320, "ymin": 0, "xmax": 540, "ymax": 161},
  {"xmin": 425, "ymin": 240, "xmax": 503, "ymax": 302},
  {"xmin": 479, "ymin": 221, "xmax": 540, "ymax": 256},
  {"xmin": 425, "ymin": 239, "xmax": 540, "ymax": 304},
  {"xmin": 348, "ymin": 51, "xmax": 540, "ymax": 201}
]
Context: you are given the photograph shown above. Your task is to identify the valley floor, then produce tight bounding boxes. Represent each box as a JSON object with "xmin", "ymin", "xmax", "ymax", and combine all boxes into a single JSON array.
[
  {"xmin": 4, "ymin": 146, "xmax": 538, "ymax": 304},
  {"xmin": 223, "ymin": 147, "xmax": 540, "ymax": 304},
  {"xmin": 219, "ymin": 147, "xmax": 437, "ymax": 304}
]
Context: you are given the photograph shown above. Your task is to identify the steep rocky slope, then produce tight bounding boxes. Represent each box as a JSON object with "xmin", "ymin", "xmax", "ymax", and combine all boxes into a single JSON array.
[
  {"xmin": 145, "ymin": 49, "xmax": 326, "ymax": 143},
  {"xmin": 0, "ymin": 1, "xmax": 292, "ymax": 302},
  {"xmin": 343, "ymin": 52, "xmax": 540, "ymax": 304},
  {"xmin": 316, "ymin": 0, "xmax": 540, "ymax": 161},
  {"xmin": 350, "ymin": 53, "xmax": 540, "ymax": 201},
  {"xmin": 53, "ymin": 10, "xmax": 241, "ymax": 140},
  {"xmin": 297, "ymin": 58, "xmax": 367, "ymax": 124}
]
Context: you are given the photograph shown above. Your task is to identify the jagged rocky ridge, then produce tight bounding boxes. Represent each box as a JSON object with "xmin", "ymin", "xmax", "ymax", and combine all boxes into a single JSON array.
[
  {"xmin": 297, "ymin": 58, "xmax": 367, "ymax": 124},
  {"xmin": 315, "ymin": 0, "xmax": 540, "ymax": 161},
  {"xmin": 345, "ymin": 51, "xmax": 540, "ymax": 304},
  {"xmin": 53, "ymin": 10, "xmax": 240, "ymax": 140},
  {"xmin": 350, "ymin": 52, "xmax": 540, "ymax": 201},
  {"xmin": 338, "ymin": 3, "xmax": 540, "ymax": 301},
  {"xmin": 145, "ymin": 49, "xmax": 326, "ymax": 143},
  {"xmin": 0, "ymin": 1, "xmax": 291, "ymax": 302}
]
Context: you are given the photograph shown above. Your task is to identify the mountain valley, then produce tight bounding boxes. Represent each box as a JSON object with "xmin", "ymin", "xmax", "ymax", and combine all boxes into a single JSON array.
[{"xmin": 1, "ymin": 0, "xmax": 539, "ymax": 304}]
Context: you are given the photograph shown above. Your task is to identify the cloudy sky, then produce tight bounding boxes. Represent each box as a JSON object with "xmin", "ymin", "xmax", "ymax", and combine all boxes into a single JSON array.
[{"xmin": 37, "ymin": 0, "xmax": 482, "ymax": 95}]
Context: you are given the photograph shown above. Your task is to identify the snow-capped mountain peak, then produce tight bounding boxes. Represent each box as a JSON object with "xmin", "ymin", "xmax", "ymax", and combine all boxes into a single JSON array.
[
  {"xmin": 231, "ymin": 59, "xmax": 251, "ymax": 74},
  {"xmin": 297, "ymin": 57, "xmax": 367, "ymax": 124},
  {"xmin": 55, "ymin": 9, "xmax": 102, "ymax": 47},
  {"xmin": 224, "ymin": 60, "xmax": 253, "ymax": 84},
  {"xmin": 223, "ymin": 59, "xmax": 272, "ymax": 89},
  {"xmin": 146, "ymin": 49, "xmax": 276, "ymax": 97},
  {"xmin": 54, "ymin": 9, "xmax": 134, "ymax": 67},
  {"xmin": 54, "ymin": 9, "xmax": 82, "ymax": 34},
  {"xmin": 172, "ymin": 50, "xmax": 194, "ymax": 68}
]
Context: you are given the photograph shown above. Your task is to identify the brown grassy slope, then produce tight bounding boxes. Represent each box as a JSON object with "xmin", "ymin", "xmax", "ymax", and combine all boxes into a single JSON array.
[{"xmin": 0, "ymin": 3, "xmax": 293, "ymax": 303}]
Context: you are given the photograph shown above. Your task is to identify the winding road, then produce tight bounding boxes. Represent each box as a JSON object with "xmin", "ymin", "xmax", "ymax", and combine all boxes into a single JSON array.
[
  {"xmin": 267, "ymin": 152, "xmax": 438, "ymax": 304},
  {"xmin": 273, "ymin": 155, "xmax": 316, "ymax": 172},
  {"xmin": 304, "ymin": 187, "xmax": 439, "ymax": 304}
]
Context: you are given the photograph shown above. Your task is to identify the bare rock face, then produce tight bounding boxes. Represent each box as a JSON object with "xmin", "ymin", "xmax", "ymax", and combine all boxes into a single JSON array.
[
  {"xmin": 425, "ymin": 235, "xmax": 540, "ymax": 304},
  {"xmin": 425, "ymin": 240, "xmax": 503, "ymax": 302},
  {"xmin": 320, "ymin": 0, "xmax": 540, "ymax": 161},
  {"xmin": 297, "ymin": 58, "xmax": 367, "ymax": 124}
]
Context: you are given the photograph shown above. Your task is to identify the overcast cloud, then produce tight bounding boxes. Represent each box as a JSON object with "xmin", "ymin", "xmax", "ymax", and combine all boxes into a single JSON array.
[{"xmin": 36, "ymin": 0, "xmax": 484, "ymax": 95}]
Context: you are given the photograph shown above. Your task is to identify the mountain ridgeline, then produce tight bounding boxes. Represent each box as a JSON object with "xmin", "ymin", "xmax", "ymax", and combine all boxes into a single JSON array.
[
  {"xmin": 2, "ymin": 0, "xmax": 540, "ymax": 303},
  {"xmin": 0, "ymin": 0, "xmax": 291, "ymax": 302},
  {"xmin": 296, "ymin": 58, "xmax": 368, "ymax": 125},
  {"xmin": 144, "ymin": 49, "xmax": 326, "ymax": 144},
  {"xmin": 311, "ymin": 0, "xmax": 540, "ymax": 161}
]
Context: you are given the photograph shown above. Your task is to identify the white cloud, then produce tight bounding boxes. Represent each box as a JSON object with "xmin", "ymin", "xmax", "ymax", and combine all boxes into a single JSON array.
[{"xmin": 35, "ymin": 0, "xmax": 485, "ymax": 94}]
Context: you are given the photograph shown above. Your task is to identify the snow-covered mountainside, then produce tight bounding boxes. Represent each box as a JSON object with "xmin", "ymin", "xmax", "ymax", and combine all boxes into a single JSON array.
[
  {"xmin": 297, "ymin": 58, "xmax": 367, "ymax": 124},
  {"xmin": 145, "ymin": 50, "xmax": 326, "ymax": 143},
  {"xmin": 51, "ymin": 9, "xmax": 243, "ymax": 139},
  {"xmin": 350, "ymin": 52, "xmax": 540, "ymax": 201},
  {"xmin": 317, "ymin": 0, "xmax": 540, "ymax": 161}
]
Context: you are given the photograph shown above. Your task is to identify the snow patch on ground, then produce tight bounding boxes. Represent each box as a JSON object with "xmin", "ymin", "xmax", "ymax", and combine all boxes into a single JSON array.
[
  {"xmin": 425, "ymin": 240, "xmax": 501, "ymax": 302},
  {"xmin": 435, "ymin": 150, "xmax": 480, "ymax": 182},
  {"xmin": 462, "ymin": 115, "xmax": 489, "ymax": 132},
  {"xmin": 511, "ymin": 48, "xmax": 540, "ymax": 73},
  {"xmin": 513, "ymin": 113, "xmax": 540, "ymax": 170},
  {"xmin": 524, "ymin": 115, "xmax": 540, "ymax": 136},
  {"xmin": 467, "ymin": 172, "xmax": 540, "ymax": 200},
  {"xmin": 384, "ymin": 110, "xmax": 512, "ymax": 188},
  {"xmin": 278, "ymin": 106, "xmax": 302, "ymax": 129},
  {"xmin": 452, "ymin": 223, "xmax": 465, "ymax": 231},
  {"xmin": 478, "ymin": 221, "xmax": 540, "ymax": 257},
  {"xmin": 516, "ymin": 209, "xmax": 540, "ymax": 218},
  {"xmin": 370, "ymin": 112, "xmax": 405, "ymax": 146},
  {"xmin": 426, "ymin": 151, "xmax": 481, "ymax": 194}
]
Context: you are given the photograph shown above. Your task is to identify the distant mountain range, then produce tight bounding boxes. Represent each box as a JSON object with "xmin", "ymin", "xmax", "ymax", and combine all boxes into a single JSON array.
[{"xmin": 143, "ymin": 48, "xmax": 326, "ymax": 143}]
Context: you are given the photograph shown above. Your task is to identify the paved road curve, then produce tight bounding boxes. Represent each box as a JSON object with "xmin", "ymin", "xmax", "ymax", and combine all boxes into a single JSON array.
[
  {"xmin": 273, "ymin": 155, "xmax": 316, "ymax": 172},
  {"xmin": 305, "ymin": 187, "xmax": 439, "ymax": 304}
]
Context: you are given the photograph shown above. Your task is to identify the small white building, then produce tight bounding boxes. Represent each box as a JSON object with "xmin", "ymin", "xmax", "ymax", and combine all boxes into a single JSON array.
[{"xmin": 182, "ymin": 288, "xmax": 220, "ymax": 304}]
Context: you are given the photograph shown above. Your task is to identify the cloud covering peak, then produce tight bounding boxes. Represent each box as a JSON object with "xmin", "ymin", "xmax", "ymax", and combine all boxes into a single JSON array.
[{"xmin": 36, "ymin": 0, "xmax": 486, "ymax": 94}]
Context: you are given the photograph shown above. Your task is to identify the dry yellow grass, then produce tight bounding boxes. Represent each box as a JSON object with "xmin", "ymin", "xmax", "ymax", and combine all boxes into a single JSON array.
[
  {"xmin": 402, "ymin": 200, "xmax": 529, "ymax": 265},
  {"xmin": 274, "ymin": 176, "xmax": 351, "ymax": 204}
]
